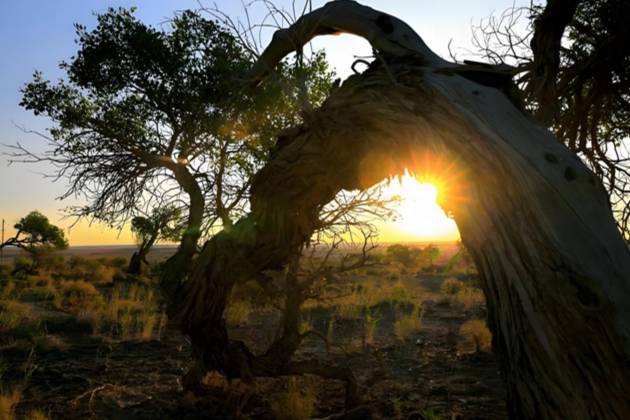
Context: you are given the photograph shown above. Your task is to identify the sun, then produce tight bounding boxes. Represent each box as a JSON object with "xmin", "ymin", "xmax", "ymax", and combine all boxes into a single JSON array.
[{"xmin": 382, "ymin": 171, "xmax": 459, "ymax": 241}]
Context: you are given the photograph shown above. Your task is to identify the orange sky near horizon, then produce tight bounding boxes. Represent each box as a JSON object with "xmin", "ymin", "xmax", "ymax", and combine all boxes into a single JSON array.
[{"xmin": 1, "ymin": 174, "xmax": 460, "ymax": 246}]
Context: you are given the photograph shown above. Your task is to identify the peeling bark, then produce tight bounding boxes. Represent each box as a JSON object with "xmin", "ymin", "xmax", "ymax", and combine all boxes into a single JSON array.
[{"xmin": 172, "ymin": 1, "xmax": 630, "ymax": 417}]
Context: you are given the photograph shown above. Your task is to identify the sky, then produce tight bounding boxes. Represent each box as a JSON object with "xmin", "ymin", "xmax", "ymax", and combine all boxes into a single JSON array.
[{"xmin": 0, "ymin": 0, "xmax": 530, "ymax": 245}]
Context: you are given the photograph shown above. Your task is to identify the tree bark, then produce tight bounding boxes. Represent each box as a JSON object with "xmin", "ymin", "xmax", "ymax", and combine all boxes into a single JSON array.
[
  {"xmin": 160, "ymin": 165, "xmax": 205, "ymax": 296},
  {"xmin": 172, "ymin": 2, "xmax": 630, "ymax": 417}
]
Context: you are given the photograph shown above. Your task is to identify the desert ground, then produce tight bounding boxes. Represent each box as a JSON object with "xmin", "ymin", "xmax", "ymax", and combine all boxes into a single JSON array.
[{"xmin": 0, "ymin": 242, "xmax": 504, "ymax": 419}]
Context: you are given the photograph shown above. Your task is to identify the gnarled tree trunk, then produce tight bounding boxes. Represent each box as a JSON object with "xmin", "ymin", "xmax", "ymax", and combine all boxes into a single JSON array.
[{"xmin": 170, "ymin": 2, "xmax": 630, "ymax": 418}]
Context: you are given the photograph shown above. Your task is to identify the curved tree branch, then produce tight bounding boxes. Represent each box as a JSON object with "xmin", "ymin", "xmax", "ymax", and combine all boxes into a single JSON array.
[{"xmin": 246, "ymin": 0, "xmax": 450, "ymax": 86}]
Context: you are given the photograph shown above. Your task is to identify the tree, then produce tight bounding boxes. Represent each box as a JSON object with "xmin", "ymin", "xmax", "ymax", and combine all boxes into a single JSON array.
[
  {"xmin": 167, "ymin": 2, "xmax": 630, "ymax": 418},
  {"xmin": 385, "ymin": 244, "xmax": 416, "ymax": 266},
  {"xmin": 13, "ymin": 8, "xmax": 334, "ymax": 288},
  {"xmin": 0, "ymin": 211, "xmax": 68, "ymax": 270},
  {"xmin": 421, "ymin": 244, "xmax": 440, "ymax": 266},
  {"xmin": 128, "ymin": 206, "xmax": 182, "ymax": 275},
  {"xmin": 468, "ymin": 0, "xmax": 630, "ymax": 239}
]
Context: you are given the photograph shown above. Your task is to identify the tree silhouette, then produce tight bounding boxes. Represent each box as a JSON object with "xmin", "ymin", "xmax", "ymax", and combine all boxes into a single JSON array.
[
  {"xmin": 167, "ymin": 2, "xmax": 630, "ymax": 418},
  {"xmin": 14, "ymin": 8, "xmax": 334, "ymax": 288},
  {"xmin": 0, "ymin": 211, "xmax": 68, "ymax": 270},
  {"xmin": 470, "ymin": 0, "xmax": 630, "ymax": 238},
  {"xmin": 128, "ymin": 206, "xmax": 182, "ymax": 275}
]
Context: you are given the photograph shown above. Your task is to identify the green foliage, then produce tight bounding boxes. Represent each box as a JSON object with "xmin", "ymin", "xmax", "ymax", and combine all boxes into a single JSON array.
[
  {"xmin": 385, "ymin": 244, "xmax": 418, "ymax": 267},
  {"xmin": 13, "ymin": 211, "xmax": 68, "ymax": 250},
  {"xmin": 19, "ymin": 8, "xmax": 334, "ymax": 231},
  {"xmin": 2, "ymin": 212, "xmax": 68, "ymax": 266},
  {"xmin": 131, "ymin": 206, "xmax": 183, "ymax": 245},
  {"xmin": 385, "ymin": 243, "xmax": 441, "ymax": 268}
]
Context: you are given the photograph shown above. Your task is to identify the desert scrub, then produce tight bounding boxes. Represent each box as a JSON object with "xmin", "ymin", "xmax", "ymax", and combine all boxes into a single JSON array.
[
  {"xmin": 0, "ymin": 281, "xmax": 16, "ymax": 299},
  {"xmin": 271, "ymin": 377, "xmax": 316, "ymax": 420},
  {"xmin": 440, "ymin": 277, "xmax": 464, "ymax": 295},
  {"xmin": 52, "ymin": 280, "xmax": 101, "ymax": 312},
  {"xmin": 85, "ymin": 284, "xmax": 160, "ymax": 340},
  {"xmin": 362, "ymin": 310, "xmax": 381, "ymax": 349},
  {"xmin": 458, "ymin": 319, "xmax": 492, "ymax": 353},
  {"xmin": 455, "ymin": 287, "xmax": 485, "ymax": 310},
  {"xmin": 0, "ymin": 264, "xmax": 10, "ymax": 280},
  {"xmin": 65, "ymin": 256, "xmax": 116, "ymax": 284},
  {"xmin": 25, "ymin": 409, "xmax": 50, "ymax": 420},
  {"xmin": 329, "ymin": 280, "xmax": 418, "ymax": 319},
  {"xmin": 394, "ymin": 305, "xmax": 423, "ymax": 342},
  {"xmin": 0, "ymin": 300, "xmax": 34, "ymax": 332}
]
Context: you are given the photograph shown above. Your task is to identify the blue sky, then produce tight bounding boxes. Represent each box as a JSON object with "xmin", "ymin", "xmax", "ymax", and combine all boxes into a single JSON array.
[{"xmin": 0, "ymin": 0, "xmax": 530, "ymax": 244}]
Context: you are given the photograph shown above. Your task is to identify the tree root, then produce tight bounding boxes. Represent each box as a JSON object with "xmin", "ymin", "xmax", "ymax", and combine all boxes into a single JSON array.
[{"xmin": 182, "ymin": 341, "xmax": 361, "ymax": 411}]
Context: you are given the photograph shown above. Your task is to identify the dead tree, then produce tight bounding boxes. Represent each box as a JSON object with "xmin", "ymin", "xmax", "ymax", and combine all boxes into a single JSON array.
[{"xmin": 169, "ymin": 2, "xmax": 630, "ymax": 418}]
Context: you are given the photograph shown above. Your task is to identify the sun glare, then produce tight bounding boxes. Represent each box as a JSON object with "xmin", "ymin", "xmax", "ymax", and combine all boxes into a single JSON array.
[{"xmin": 382, "ymin": 171, "xmax": 460, "ymax": 241}]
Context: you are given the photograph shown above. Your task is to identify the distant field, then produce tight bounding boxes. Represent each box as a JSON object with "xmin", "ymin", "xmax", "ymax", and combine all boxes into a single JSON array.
[
  {"xmin": 0, "ymin": 245, "xmax": 178, "ymax": 263},
  {"xmin": 0, "ymin": 241, "xmax": 459, "ymax": 264}
]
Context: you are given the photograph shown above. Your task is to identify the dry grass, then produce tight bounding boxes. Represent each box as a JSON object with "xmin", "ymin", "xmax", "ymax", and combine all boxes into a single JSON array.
[
  {"xmin": 0, "ymin": 300, "xmax": 34, "ymax": 333},
  {"xmin": 362, "ymin": 311, "xmax": 381, "ymax": 348},
  {"xmin": 0, "ymin": 281, "xmax": 16, "ymax": 300},
  {"xmin": 458, "ymin": 319, "xmax": 492, "ymax": 353},
  {"xmin": 52, "ymin": 280, "xmax": 100, "ymax": 312},
  {"xmin": 440, "ymin": 277, "xmax": 464, "ymax": 295},
  {"xmin": 327, "ymin": 280, "xmax": 420, "ymax": 320},
  {"xmin": 76, "ymin": 284, "xmax": 160, "ymax": 340},
  {"xmin": 455, "ymin": 287, "xmax": 485, "ymax": 310},
  {"xmin": 24, "ymin": 409, "xmax": 50, "ymax": 420},
  {"xmin": 0, "ymin": 387, "xmax": 21, "ymax": 420},
  {"xmin": 394, "ymin": 305, "xmax": 423, "ymax": 342},
  {"xmin": 271, "ymin": 377, "xmax": 316, "ymax": 420}
]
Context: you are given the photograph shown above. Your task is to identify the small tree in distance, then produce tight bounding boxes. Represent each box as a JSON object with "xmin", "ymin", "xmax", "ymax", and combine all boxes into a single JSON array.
[
  {"xmin": 0, "ymin": 211, "xmax": 69, "ymax": 270},
  {"xmin": 128, "ymin": 206, "xmax": 182, "ymax": 275}
]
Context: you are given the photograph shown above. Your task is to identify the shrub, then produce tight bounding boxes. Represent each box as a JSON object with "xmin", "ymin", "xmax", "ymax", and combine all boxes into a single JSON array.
[
  {"xmin": 91, "ymin": 265, "xmax": 116, "ymax": 284},
  {"xmin": 271, "ymin": 377, "xmax": 316, "ymax": 420},
  {"xmin": 12, "ymin": 257, "xmax": 32, "ymax": 277},
  {"xmin": 0, "ymin": 281, "xmax": 16, "ymax": 300},
  {"xmin": 385, "ymin": 244, "xmax": 417, "ymax": 266},
  {"xmin": 394, "ymin": 306, "xmax": 423, "ymax": 342},
  {"xmin": 455, "ymin": 287, "xmax": 485, "ymax": 310},
  {"xmin": 459, "ymin": 319, "xmax": 492, "ymax": 353},
  {"xmin": 79, "ymin": 284, "xmax": 160, "ymax": 340},
  {"xmin": 66, "ymin": 256, "xmax": 115, "ymax": 282},
  {"xmin": 52, "ymin": 280, "xmax": 100, "ymax": 312},
  {"xmin": 108, "ymin": 257, "xmax": 128, "ymax": 269},
  {"xmin": 0, "ymin": 264, "xmax": 10, "ymax": 280},
  {"xmin": 440, "ymin": 277, "xmax": 464, "ymax": 295},
  {"xmin": 0, "ymin": 300, "xmax": 34, "ymax": 332},
  {"xmin": 28, "ymin": 278, "xmax": 57, "ymax": 301},
  {"xmin": 39, "ymin": 255, "xmax": 66, "ymax": 273}
]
